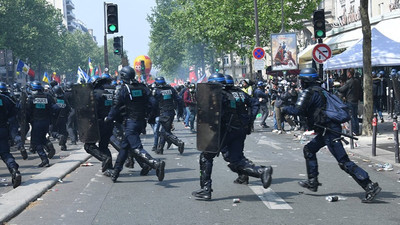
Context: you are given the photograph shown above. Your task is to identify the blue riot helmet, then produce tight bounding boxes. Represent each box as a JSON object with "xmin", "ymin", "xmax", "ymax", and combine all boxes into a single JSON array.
[
  {"xmin": 257, "ymin": 81, "xmax": 264, "ymax": 87},
  {"xmin": 91, "ymin": 75, "xmax": 100, "ymax": 83},
  {"xmin": 372, "ymin": 71, "xmax": 376, "ymax": 77},
  {"xmin": 0, "ymin": 82, "xmax": 7, "ymax": 93},
  {"xmin": 379, "ymin": 71, "xmax": 385, "ymax": 77},
  {"xmin": 119, "ymin": 66, "xmax": 136, "ymax": 84},
  {"xmin": 111, "ymin": 80, "xmax": 117, "ymax": 86},
  {"xmin": 31, "ymin": 81, "xmax": 44, "ymax": 92},
  {"xmin": 397, "ymin": 71, "xmax": 400, "ymax": 76},
  {"xmin": 225, "ymin": 75, "xmax": 234, "ymax": 87},
  {"xmin": 155, "ymin": 77, "xmax": 166, "ymax": 86},
  {"xmin": 298, "ymin": 68, "xmax": 319, "ymax": 89},
  {"xmin": 391, "ymin": 69, "xmax": 397, "ymax": 75},
  {"xmin": 208, "ymin": 73, "xmax": 226, "ymax": 84}
]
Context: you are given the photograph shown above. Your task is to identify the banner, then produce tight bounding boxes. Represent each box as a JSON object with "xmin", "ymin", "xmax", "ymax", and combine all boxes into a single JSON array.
[{"xmin": 271, "ymin": 33, "xmax": 298, "ymax": 71}]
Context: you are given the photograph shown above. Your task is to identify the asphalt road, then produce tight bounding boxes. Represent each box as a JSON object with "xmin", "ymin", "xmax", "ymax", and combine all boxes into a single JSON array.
[{"xmin": 5, "ymin": 118, "xmax": 400, "ymax": 225}]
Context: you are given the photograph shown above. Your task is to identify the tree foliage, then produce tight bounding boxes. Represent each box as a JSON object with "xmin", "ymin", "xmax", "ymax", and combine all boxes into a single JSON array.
[
  {"xmin": 0, "ymin": 0, "xmax": 125, "ymax": 82},
  {"xmin": 148, "ymin": 0, "xmax": 320, "ymax": 77}
]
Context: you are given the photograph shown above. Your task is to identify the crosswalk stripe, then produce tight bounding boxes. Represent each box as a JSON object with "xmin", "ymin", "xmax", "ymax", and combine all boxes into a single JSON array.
[{"xmin": 249, "ymin": 185, "xmax": 293, "ymax": 209}]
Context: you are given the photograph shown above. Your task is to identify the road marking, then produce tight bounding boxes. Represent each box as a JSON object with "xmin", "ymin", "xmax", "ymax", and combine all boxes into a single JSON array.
[
  {"xmin": 257, "ymin": 139, "xmax": 282, "ymax": 150},
  {"xmin": 249, "ymin": 185, "xmax": 292, "ymax": 209}
]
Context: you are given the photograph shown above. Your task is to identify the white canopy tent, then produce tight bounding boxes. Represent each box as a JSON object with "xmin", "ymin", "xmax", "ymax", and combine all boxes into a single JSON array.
[{"xmin": 323, "ymin": 27, "xmax": 400, "ymax": 70}]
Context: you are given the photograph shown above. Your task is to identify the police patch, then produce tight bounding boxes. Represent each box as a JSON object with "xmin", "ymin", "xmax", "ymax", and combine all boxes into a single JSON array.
[
  {"xmin": 33, "ymin": 98, "xmax": 48, "ymax": 104},
  {"xmin": 131, "ymin": 90, "xmax": 143, "ymax": 97},
  {"xmin": 56, "ymin": 99, "xmax": 66, "ymax": 108},
  {"xmin": 0, "ymin": 99, "xmax": 3, "ymax": 106}
]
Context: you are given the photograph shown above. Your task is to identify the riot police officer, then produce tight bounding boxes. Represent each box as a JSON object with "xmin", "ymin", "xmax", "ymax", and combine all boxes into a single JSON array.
[
  {"xmin": 0, "ymin": 90, "xmax": 22, "ymax": 188},
  {"xmin": 83, "ymin": 75, "xmax": 114, "ymax": 174},
  {"xmin": 192, "ymin": 74, "xmax": 273, "ymax": 200},
  {"xmin": 153, "ymin": 77, "xmax": 184, "ymax": 155},
  {"xmin": 26, "ymin": 81, "xmax": 58, "ymax": 167},
  {"xmin": 282, "ymin": 68, "xmax": 381, "ymax": 203},
  {"xmin": 51, "ymin": 85, "xmax": 70, "ymax": 151},
  {"xmin": 105, "ymin": 66, "xmax": 165, "ymax": 182}
]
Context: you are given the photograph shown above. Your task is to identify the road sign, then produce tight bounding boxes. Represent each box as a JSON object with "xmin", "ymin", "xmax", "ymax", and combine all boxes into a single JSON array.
[
  {"xmin": 312, "ymin": 43, "xmax": 332, "ymax": 64},
  {"xmin": 254, "ymin": 59, "xmax": 265, "ymax": 71},
  {"xmin": 253, "ymin": 47, "xmax": 265, "ymax": 60}
]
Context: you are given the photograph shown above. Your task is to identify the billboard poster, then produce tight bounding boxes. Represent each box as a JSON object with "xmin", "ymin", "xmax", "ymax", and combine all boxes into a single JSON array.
[{"xmin": 271, "ymin": 33, "xmax": 298, "ymax": 71}]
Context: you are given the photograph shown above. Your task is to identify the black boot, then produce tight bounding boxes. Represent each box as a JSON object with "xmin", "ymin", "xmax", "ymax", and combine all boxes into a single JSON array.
[
  {"xmin": 19, "ymin": 146, "xmax": 28, "ymax": 160},
  {"xmin": 298, "ymin": 177, "xmax": 321, "ymax": 192},
  {"xmin": 166, "ymin": 141, "xmax": 172, "ymax": 149},
  {"xmin": 261, "ymin": 166, "xmax": 273, "ymax": 189},
  {"xmin": 192, "ymin": 181, "xmax": 212, "ymax": 200},
  {"xmin": 59, "ymin": 135, "xmax": 67, "ymax": 151},
  {"xmin": 362, "ymin": 182, "xmax": 381, "ymax": 203},
  {"xmin": 84, "ymin": 144, "xmax": 112, "ymax": 172},
  {"xmin": 155, "ymin": 160, "xmax": 166, "ymax": 181},
  {"xmin": 11, "ymin": 168, "xmax": 22, "ymax": 188},
  {"xmin": 234, "ymin": 174, "xmax": 249, "ymax": 185},
  {"xmin": 111, "ymin": 169, "xmax": 120, "ymax": 183},
  {"xmin": 177, "ymin": 141, "xmax": 184, "ymax": 155},
  {"xmin": 45, "ymin": 140, "xmax": 56, "ymax": 159},
  {"xmin": 38, "ymin": 157, "xmax": 50, "ymax": 167},
  {"xmin": 155, "ymin": 144, "xmax": 164, "ymax": 155}
]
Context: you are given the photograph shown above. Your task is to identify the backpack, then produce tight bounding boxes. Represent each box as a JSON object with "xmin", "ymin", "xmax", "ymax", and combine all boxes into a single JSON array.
[{"xmin": 312, "ymin": 87, "xmax": 351, "ymax": 124}]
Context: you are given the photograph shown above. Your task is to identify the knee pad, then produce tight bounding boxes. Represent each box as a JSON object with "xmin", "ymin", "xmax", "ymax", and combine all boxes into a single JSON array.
[
  {"xmin": 339, "ymin": 161, "xmax": 357, "ymax": 173},
  {"xmin": 339, "ymin": 161, "xmax": 369, "ymax": 181}
]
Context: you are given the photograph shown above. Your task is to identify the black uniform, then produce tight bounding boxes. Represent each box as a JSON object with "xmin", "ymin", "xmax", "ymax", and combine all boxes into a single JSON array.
[{"xmin": 154, "ymin": 84, "xmax": 184, "ymax": 154}]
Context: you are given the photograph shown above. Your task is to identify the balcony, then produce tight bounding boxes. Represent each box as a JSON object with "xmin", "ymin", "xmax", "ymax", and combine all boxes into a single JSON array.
[
  {"xmin": 66, "ymin": 0, "xmax": 75, "ymax": 10},
  {"xmin": 67, "ymin": 10, "xmax": 75, "ymax": 19}
]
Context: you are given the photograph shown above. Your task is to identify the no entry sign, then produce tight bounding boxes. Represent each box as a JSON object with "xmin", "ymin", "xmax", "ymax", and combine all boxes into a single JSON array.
[{"xmin": 312, "ymin": 43, "xmax": 332, "ymax": 64}]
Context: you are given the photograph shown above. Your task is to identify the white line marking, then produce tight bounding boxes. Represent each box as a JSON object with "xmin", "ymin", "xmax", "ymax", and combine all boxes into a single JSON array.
[
  {"xmin": 249, "ymin": 185, "xmax": 292, "ymax": 209},
  {"xmin": 257, "ymin": 139, "xmax": 282, "ymax": 150}
]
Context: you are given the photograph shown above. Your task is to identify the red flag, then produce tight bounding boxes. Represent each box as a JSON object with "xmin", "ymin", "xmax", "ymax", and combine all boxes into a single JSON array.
[
  {"xmin": 27, "ymin": 69, "xmax": 35, "ymax": 77},
  {"xmin": 189, "ymin": 71, "xmax": 197, "ymax": 83}
]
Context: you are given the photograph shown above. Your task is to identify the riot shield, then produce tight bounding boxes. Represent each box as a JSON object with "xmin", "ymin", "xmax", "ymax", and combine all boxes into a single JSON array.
[
  {"xmin": 71, "ymin": 84, "xmax": 100, "ymax": 143},
  {"xmin": 196, "ymin": 83, "xmax": 222, "ymax": 153}
]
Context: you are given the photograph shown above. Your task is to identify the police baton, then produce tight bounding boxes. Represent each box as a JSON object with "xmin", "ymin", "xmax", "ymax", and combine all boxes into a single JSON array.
[{"xmin": 314, "ymin": 123, "xmax": 358, "ymax": 140}]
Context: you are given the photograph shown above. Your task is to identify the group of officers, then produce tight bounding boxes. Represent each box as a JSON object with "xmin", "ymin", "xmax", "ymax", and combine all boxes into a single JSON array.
[{"xmin": 0, "ymin": 66, "xmax": 380, "ymax": 203}]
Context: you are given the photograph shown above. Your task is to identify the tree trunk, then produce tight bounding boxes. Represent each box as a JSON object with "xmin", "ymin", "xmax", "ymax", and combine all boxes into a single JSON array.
[{"xmin": 360, "ymin": 0, "xmax": 373, "ymax": 135}]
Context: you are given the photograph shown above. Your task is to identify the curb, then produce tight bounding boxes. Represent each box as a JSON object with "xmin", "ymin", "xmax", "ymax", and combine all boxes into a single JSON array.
[{"xmin": 0, "ymin": 149, "xmax": 91, "ymax": 223}]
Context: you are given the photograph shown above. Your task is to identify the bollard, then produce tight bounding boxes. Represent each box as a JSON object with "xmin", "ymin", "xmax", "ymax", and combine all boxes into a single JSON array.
[
  {"xmin": 349, "ymin": 109, "xmax": 354, "ymax": 149},
  {"xmin": 372, "ymin": 114, "xmax": 377, "ymax": 156},
  {"xmin": 394, "ymin": 115, "xmax": 400, "ymax": 163},
  {"xmin": 390, "ymin": 89, "xmax": 394, "ymax": 118}
]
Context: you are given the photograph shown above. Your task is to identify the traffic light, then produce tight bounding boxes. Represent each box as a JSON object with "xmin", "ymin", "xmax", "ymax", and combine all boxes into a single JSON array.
[
  {"xmin": 140, "ymin": 60, "xmax": 145, "ymax": 74},
  {"xmin": 106, "ymin": 3, "xmax": 118, "ymax": 34},
  {"xmin": 113, "ymin": 36, "xmax": 122, "ymax": 55},
  {"xmin": 313, "ymin": 9, "xmax": 326, "ymax": 39}
]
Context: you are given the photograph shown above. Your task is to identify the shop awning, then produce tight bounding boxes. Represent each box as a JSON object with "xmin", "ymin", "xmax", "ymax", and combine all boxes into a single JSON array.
[{"xmin": 326, "ymin": 28, "xmax": 362, "ymax": 51}]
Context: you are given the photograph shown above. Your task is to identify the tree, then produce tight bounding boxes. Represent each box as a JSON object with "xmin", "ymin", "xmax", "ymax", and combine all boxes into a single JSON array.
[{"xmin": 360, "ymin": 0, "xmax": 373, "ymax": 135}]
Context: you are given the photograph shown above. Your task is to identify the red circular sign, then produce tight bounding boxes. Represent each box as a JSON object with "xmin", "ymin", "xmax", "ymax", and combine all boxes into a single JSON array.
[
  {"xmin": 312, "ymin": 43, "xmax": 332, "ymax": 64},
  {"xmin": 372, "ymin": 117, "xmax": 377, "ymax": 127},
  {"xmin": 393, "ymin": 122, "xmax": 398, "ymax": 131},
  {"xmin": 253, "ymin": 47, "xmax": 265, "ymax": 60}
]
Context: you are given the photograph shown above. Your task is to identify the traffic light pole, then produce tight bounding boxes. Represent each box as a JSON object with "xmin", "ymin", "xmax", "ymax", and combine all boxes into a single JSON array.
[
  {"xmin": 318, "ymin": 38, "xmax": 323, "ymax": 79},
  {"xmin": 104, "ymin": 2, "xmax": 109, "ymax": 70}
]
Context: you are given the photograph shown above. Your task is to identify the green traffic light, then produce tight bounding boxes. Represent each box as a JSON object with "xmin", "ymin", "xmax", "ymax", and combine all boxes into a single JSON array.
[
  {"xmin": 109, "ymin": 24, "xmax": 117, "ymax": 32},
  {"xmin": 316, "ymin": 30, "xmax": 324, "ymax": 38}
]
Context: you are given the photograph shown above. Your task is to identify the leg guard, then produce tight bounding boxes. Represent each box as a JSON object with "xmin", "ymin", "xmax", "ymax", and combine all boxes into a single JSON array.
[
  {"xmin": 132, "ymin": 148, "xmax": 165, "ymax": 181},
  {"xmin": 84, "ymin": 144, "xmax": 112, "ymax": 172},
  {"xmin": 165, "ymin": 133, "xmax": 184, "ymax": 154},
  {"xmin": 199, "ymin": 152, "xmax": 213, "ymax": 189},
  {"xmin": 124, "ymin": 150, "xmax": 135, "ymax": 168},
  {"xmin": 339, "ymin": 161, "xmax": 370, "ymax": 188},
  {"xmin": 303, "ymin": 145, "xmax": 318, "ymax": 179}
]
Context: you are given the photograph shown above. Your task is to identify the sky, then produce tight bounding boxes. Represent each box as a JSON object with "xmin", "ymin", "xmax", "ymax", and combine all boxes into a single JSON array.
[{"xmin": 73, "ymin": 0, "xmax": 156, "ymax": 66}]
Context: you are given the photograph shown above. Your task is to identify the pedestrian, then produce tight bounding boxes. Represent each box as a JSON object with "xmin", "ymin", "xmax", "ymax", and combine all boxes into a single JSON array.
[
  {"xmin": 183, "ymin": 83, "xmax": 197, "ymax": 133},
  {"xmin": 337, "ymin": 68, "xmax": 362, "ymax": 135},
  {"xmin": 192, "ymin": 73, "xmax": 273, "ymax": 200},
  {"xmin": 282, "ymin": 68, "xmax": 381, "ymax": 203},
  {"xmin": 105, "ymin": 66, "xmax": 165, "ymax": 182},
  {"xmin": 253, "ymin": 81, "xmax": 269, "ymax": 128}
]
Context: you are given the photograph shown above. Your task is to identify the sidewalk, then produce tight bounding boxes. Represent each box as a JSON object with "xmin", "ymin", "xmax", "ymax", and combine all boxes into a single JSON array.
[{"xmin": 0, "ymin": 148, "xmax": 91, "ymax": 223}]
